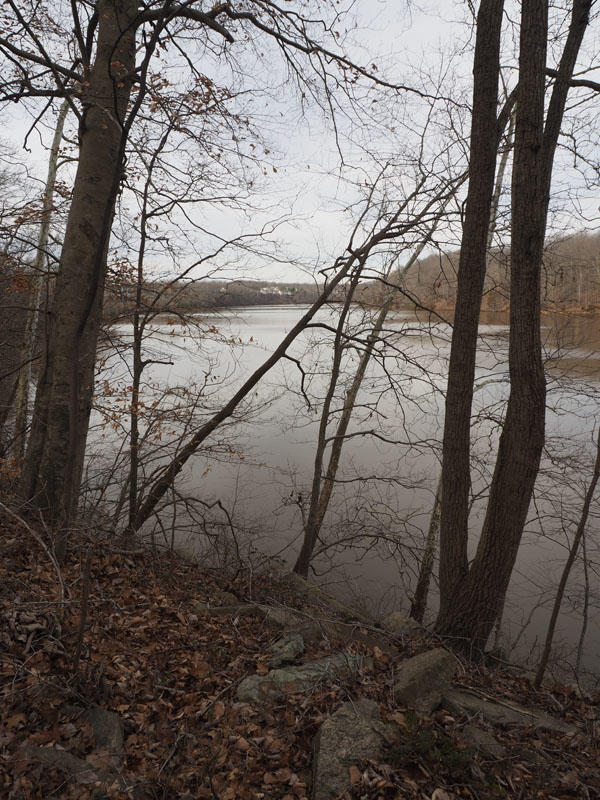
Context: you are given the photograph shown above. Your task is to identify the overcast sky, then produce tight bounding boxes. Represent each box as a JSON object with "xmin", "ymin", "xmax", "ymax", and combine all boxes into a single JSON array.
[{"xmin": 3, "ymin": 2, "xmax": 599, "ymax": 282}]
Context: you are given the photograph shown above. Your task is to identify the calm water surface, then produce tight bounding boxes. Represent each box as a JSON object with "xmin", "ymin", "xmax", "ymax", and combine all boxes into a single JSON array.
[{"xmin": 96, "ymin": 305, "xmax": 600, "ymax": 684}]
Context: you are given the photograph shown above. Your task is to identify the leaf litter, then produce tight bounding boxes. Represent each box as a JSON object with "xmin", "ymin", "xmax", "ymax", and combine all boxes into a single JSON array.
[{"xmin": 1, "ymin": 518, "xmax": 599, "ymax": 799}]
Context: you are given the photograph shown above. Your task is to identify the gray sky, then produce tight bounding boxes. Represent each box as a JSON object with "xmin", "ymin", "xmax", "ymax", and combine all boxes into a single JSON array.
[{"xmin": 3, "ymin": 2, "xmax": 599, "ymax": 282}]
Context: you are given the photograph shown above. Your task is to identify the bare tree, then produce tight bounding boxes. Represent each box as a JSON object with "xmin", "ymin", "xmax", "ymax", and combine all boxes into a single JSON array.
[
  {"xmin": 534, "ymin": 428, "xmax": 600, "ymax": 688},
  {"xmin": 0, "ymin": 1, "xmax": 420, "ymax": 549},
  {"xmin": 436, "ymin": 0, "xmax": 597, "ymax": 652}
]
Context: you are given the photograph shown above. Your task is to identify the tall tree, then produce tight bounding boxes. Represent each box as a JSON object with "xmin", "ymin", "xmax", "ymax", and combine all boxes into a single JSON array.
[
  {"xmin": 436, "ymin": 0, "xmax": 595, "ymax": 651},
  {"xmin": 437, "ymin": 0, "xmax": 506, "ymax": 626},
  {"xmin": 0, "ymin": 1, "xmax": 414, "ymax": 546}
]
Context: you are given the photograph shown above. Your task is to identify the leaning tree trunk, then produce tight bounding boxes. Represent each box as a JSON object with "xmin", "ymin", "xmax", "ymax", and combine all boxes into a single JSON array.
[
  {"xmin": 436, "ymin": 0, "xmax": 592, "ymax": 651},
  {"xmin": 293, "ymin": 217, "xmax": 445, "ymax": 578},
  {"xmin": 20, "ymin": 0, "xmax": 137, "ymax": 548}
]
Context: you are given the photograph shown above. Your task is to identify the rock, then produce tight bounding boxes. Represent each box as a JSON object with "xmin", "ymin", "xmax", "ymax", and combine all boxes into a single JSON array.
[
  {"xmin": 268, "ymin": 632, "xmax": 305, "ymax": 667},
  {"xmin": 312, "ymin": 700, "xmax": 396, "ymax": 800},
  {"xmin": 237, "ymin": 652, "xmax": 372, "ymax": 703},
  {"xmin": 393, "ymin": 648, "xmax": 458, "ymax": 715},
  {"xmin": 461, "ymin": 724, "xmax": 506, "ymax": 759},
  {"xmin": 264, "ymin": 558, "xmax": 371, "ymax": 624},
  {"xmin": 84, "ymin": 708, "xmax": 123, "ymax": 766},
  {"xmin": 442, "ymin": 689, "xmax": 577, "ymax": 734},
  {"xmin": 380, "ymin": 611, "xmax": 420, "ymax": 636},
  {"xmin": 24, "ymin": 708, "xmax": 127, "ymax": 791},
  {"xmin": 24, "ymin": 746, "xmax": 102, "ymax": 785}
]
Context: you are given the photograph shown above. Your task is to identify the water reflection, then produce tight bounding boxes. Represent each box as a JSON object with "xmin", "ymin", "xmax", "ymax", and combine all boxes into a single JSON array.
[{"xmin": 95, "ymin": 305, "xmax": 600, "ymax": 685}]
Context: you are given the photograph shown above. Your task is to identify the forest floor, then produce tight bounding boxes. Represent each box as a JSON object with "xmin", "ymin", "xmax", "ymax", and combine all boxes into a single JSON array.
[{"xmin": 1, "ymin": 511, "xmax": 600, "ymax": 800}]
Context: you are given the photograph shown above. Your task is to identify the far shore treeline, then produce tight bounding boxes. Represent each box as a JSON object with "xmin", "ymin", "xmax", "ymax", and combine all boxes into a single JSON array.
[{"xmin": 102, "ymin": 230, "xmax": 600, "ymax": 320}]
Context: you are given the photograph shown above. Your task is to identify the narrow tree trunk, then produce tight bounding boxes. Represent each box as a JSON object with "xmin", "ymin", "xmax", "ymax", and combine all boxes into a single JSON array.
[
  {"xmin": 13, "ymin": 98, "xmax": 69, "ymax": 464},
  {"xmin": 437, "ymin": 0, "xmax": 505, "ymax": 612},
  {"xmin": 20, "ymin": 1, "xmax": 137, "ymax": 546},
  {"xmin": 294, "ymin": 225, "xmax": 442, "ymax": 577},
  {"xmin": 410, "ymin": 483, "xmax": 441, "ymax": 623},
  {"xmin": 293, "ymin": 268, "xmax": 363, "ymax": 577},
  {"xmin": 575, "ymin": 529, "xmax": 590, "ymax": 678},
  {"xmin": 534, "ymin": 430, "xmax": 600, "ymax": 688},
  {"xmin": 128, "ymin": 176, "xmax": 152, "ymax": 530}
]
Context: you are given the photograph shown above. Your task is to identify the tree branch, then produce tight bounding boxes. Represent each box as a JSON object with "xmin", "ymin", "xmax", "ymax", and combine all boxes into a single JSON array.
[
  {"xmin": 136, "ymin": 2, "xmax": 234, "ymax": 43},
  {"xmin": 546, "ymin": 67, "xmax": 600, "ymax": 93}
]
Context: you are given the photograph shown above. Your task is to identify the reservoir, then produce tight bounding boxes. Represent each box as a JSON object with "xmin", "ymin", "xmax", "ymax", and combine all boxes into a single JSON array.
[{"xmin": 94, "ymin": 304, "xmax": 600, "ymax": 686}]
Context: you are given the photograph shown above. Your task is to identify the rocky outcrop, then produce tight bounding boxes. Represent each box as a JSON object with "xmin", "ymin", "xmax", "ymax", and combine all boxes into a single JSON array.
[
  {"xmin": 393, "ymin": 648, "xmax": 458, "ymax": 715},
  {"xmin": 443, "ymin": 689, "xmax": 577, "ymax": 734},
  {"xmin": 312, "ymin": 700, "xmax": 396, "ymax": 800},
  {"xmin": 237, "ymin": 652, "xmax": 372, "ymax": 704}
]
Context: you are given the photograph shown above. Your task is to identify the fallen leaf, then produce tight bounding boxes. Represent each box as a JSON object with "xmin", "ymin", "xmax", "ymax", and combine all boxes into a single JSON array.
[{"xmin": 349, "ymin": 764, "xmax": 362, "ymax": 785}]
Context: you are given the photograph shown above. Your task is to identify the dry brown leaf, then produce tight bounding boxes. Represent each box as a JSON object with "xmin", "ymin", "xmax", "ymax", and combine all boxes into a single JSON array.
[
  {"xmin": 349, "ymin": 764, "xmax": 362, "ymax": 785},
  {"xmin": 431, "ymin": 790, "xmax": 454, "ymax": 800}
]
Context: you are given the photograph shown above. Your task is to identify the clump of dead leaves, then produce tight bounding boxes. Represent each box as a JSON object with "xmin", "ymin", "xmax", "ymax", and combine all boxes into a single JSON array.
[{"xmin": 0, "ymin": 515, "xmax": 599, "ymax": 800}]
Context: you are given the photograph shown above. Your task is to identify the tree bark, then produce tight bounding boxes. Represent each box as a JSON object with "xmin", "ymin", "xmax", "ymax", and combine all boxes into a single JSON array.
[
  {"xmin": 436, "ymin": 0, "xmax": 592, "ymax": 651},
  {"xmin": 20, "ymin": 1, "xmax": 137, "ymax": 544},
  {"xmin": 410, "ymin": 483, "xmax": 441, "ymax": 624},
  {"xmin": 438, "ymin": 0, "xmax": 505, "ymax": 612}
]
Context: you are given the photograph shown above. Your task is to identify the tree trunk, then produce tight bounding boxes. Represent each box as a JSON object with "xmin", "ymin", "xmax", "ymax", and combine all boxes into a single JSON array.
[
  {"xmin": 293, "ymin": 268, "xmax": 363, "ymax": 577},
  {"xmin": 437, "ymin": 0, "xmax": 505, "ymax": 612},
  {"xmin": 436, "ymin": 0, "xmax": 592, "ymax": 651},
  {"xmin": 293, "ymin": 221, "xmax": 444, "ymax": 578},
  {"xmin": 13, "ymin": 98, "xmax": 69, "ymax": 464},
  {"xmin": 20, "ymin": 1, "xmax": 137, "ymax": 545},
  {"xmin": 409, "ymin": 115, "xmax": 514, "ymax": 624},
  {"xmin": 410, "ymin": 483, "xmax": 441, "ymax": 624}
]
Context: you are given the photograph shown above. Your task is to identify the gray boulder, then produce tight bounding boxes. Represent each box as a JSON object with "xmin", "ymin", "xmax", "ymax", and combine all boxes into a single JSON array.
[
  {"xmin": 24, "ymin": 746, "xmax": 103, "ymax": 786},
  {"xmin": 312, "ymin": 700, "xmax": 396, "ymax": 800},
  {"xmin": 268, "ymin": 632, "xmax": 305, "ymax": 668},
  {"xmin": 237, "ymin": 652, "xmax": 372, "ymax": 704},
  {"xmin": 443, "ymin": 689, "xmax": 576, "ymax": 734},
  {"xmin": 24, "ymin": 708, "xmax": 126, "ymax": 790},
  {"xmin": 393, "ymin": 648, "xmax": 458, "ymax": 715},
  {"xmin": 204, "ymin": 603, "xmax": 306, "ymax": 629},
  {"xmin": 460, "ymin": 724, "xmax": 506, "ymax": 759}
]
